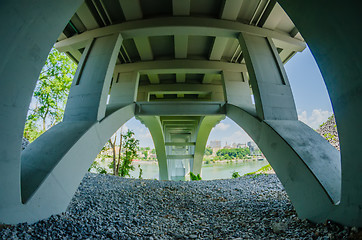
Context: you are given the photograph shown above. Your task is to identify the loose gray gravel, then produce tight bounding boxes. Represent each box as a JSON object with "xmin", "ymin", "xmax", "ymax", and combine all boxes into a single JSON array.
[{"xmin": 1, "ymin": 173, "xmax": 360, "ymax": 239}]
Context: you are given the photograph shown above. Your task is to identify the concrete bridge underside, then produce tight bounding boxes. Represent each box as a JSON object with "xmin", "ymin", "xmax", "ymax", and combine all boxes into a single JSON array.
[{"xmin": 0, "ymin": 0, "xmax": 361, "ymax": 227}]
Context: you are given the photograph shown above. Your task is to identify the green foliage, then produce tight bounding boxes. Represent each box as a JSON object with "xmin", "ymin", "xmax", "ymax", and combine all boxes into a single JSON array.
[
  {"xmin": 204, "ymin": 147, "xmax": 213, "ymax": 156},
  {"xmin": 232, "ymin": 171, "xmax": 241, "ymax": 178},
  {"xmin": 88, "ymin": 161, "xmax": 107, "ymax": 174},
  {"xmin": 119, "ymin": 130, "xmax": 139, "ymax": 177},
  {"xmin": 138, "ymin": 165, "xmax": 143, "ymax": 179},
  {"xmin": 323, "ymin": 132, "xmax": 337, "ymax": 141},
  {"xmin": 24, "ymin": 48, "xmax": 76, "ymax": 141},
  {"xmin": 190, "ymin": 172, "xmax": 202, "ymax": 181},
  {"xmin": 216, "ymin": 147, "xmax": 250, "ymax": 160},
  {"xmin": 142, "ymin": 150, "xmax": 148, "ymax": 159},
  {"xmin": 243, "ymin": 164, "xmax": 273, "ymax": 177}
]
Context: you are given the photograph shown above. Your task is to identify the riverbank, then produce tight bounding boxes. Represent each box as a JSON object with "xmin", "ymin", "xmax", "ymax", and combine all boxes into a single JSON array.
[{"xmin": 1, "ymin": 173, "xmax": 357, "ymax": 239}]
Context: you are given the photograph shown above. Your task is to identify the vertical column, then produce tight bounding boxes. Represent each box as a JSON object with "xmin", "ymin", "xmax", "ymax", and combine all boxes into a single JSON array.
[
  {"xmin": 238, "ymin": 33, "xmax": 297, "ymax": 121},
  {"xmin": 63, "ymin": 33, "xmax": 123, "ymax": 122},
  {"xmin": 280, "ymin": 0, "xmax": 362, "ymax": 226},
  {"xmin": 0, "ymin": 0, "xmax": 82, "ymax": 222},
  {"xmin": 137, "ymin": 116, "xmax": 169, "ymax": 180},
  {"xmin": 222, "ymin": 71, "xmax": 256, "ymax": 116},
  {"xmin": 192, "ymin": 115, "xmax": 225, "ymax": 175},
  {"xmin": 108, "ymin": 71, "xmax": 140, "ymax": 108}
]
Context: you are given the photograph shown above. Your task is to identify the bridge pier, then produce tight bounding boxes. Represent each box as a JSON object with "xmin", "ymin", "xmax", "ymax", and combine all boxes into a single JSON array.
[
  {"xmin": 0, "ymin": 0, "xmax": 361, "ymax": 227},
  {"xmin": 138, "ymin": 115, "xmax": 223, "ymax": 180}
]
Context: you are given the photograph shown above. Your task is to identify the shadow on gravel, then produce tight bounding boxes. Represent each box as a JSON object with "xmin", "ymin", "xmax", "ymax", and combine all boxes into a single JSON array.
[{"xmin": 0, "ymin": 173, "xmax": 359, "ymax": 239}]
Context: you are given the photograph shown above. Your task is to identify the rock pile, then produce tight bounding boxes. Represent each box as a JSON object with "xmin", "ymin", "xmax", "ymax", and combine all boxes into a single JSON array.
[
  {"xmin": 316, "ymin": 114, "xmax": 340, "ymax": 151},
  {"xmin": 0, "ymin": 173, "xmax": 357, "ymax": 239}
]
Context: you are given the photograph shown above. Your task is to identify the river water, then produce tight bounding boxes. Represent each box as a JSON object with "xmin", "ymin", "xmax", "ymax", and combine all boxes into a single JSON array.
[{"xmin": 129, "ymin": 159, "xmax": 269, "ymax": 180}]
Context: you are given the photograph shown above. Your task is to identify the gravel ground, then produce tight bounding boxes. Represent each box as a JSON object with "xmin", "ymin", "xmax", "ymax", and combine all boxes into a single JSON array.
[{"xmin": 1, "ymin": 173, "xmax": 360, "ymax": 239}]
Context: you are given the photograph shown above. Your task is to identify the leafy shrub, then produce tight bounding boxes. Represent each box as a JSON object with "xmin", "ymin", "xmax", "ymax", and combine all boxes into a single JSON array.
[
  {"xmin": 190, "ymin": 172, "xmax": 202, "ymax": 181},
  {"xmin": 232, "ymin": 171, "xmax": 241, "ymax": 178}
]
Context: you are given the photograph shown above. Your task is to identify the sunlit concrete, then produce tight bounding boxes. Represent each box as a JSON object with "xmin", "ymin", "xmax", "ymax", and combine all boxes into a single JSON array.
[{"xmin": 0, "ymin": 0, "xmax": 361, "ymax": 227}]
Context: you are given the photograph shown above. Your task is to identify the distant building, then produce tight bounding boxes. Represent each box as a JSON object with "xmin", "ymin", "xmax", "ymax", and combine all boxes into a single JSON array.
[
  {"xmin": 237, "ymin": 143, "xmax": 247, "ymax": 149},
  {"xmin": 208, "ymin": 140, "xmax": 221, "ymax": 148},
  {"xmin": 247, "ymin": 141, "xmax": 260, "ymax": 155}
]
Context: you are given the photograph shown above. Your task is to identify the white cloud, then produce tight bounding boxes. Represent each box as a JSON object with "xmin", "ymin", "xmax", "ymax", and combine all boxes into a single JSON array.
[
  {"xmin": 214, "ymin": 122, "xmax": 230, "ymax": 131},
  {"xmin": 121, "ymin": 124, "xmax": 129, "ymax": 134},
  {"xmin": 298, "ymin": 109, "xmax": 332, "ymax": 129}
]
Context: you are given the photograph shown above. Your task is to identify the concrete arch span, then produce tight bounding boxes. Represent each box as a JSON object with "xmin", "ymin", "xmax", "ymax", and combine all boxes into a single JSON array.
[
  {"xmin": 227, "ymin": 104, "xmax": 340, "ymax": 223},
  {"xmin": 3, "ymin": 104, "xmax": 135, "ymax": 224},
  {"xmin": 1, "ymin": 0, "xmax": 362, "ymax": 227}
]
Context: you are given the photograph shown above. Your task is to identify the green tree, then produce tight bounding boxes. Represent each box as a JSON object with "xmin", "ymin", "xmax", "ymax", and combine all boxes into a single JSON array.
[
  {"xmin": 119, "ymin": 130, "xmax": 139, "ymax": 177},
  {"xmin": 24, "ymin": 48, "xmax": 76, "ymax": 141},
  {"xmin": 142, "ymin": 150, "xmax": 148, "ymax": 159},
  {"xmin": 216, "ymin": 147, "xmax": 250, "ymax": 160},
  {"xmin": 204, "ymin": 147, "xmax": 213, "ymax": 156}
]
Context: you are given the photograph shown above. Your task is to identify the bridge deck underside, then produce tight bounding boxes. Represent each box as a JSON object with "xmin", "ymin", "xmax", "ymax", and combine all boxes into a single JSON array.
[{"xmin": 0, "ymin": 0, "xmax": 361, "ymax": 228}]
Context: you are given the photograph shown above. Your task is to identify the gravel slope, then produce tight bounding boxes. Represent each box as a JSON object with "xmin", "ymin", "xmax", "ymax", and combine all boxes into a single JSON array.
[{"xmin": 0, "ymin": 173, "xmax": 359, "ymax": 239}]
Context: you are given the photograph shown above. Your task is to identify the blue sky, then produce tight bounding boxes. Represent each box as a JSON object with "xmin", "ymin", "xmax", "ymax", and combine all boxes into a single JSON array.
[{"xmin": 125, "ymin": 46, "xmax": 334, "ymax": 148}]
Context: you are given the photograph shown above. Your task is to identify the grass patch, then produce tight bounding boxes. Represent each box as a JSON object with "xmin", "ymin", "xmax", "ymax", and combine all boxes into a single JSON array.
[{"xmin": 243, "ymin": 164, "xmax": 273, "ymax": 177}]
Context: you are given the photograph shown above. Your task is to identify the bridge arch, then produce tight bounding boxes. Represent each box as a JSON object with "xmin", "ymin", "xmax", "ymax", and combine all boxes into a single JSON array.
[{"xmin": 0, "ymin": 0, "xmax": 360, "ymax": 226}]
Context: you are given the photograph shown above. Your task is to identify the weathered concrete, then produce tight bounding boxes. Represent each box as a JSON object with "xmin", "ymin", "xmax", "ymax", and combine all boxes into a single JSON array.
[
  {"xmin": 0, "ymin": 0, "xmax": 84, "ymax": 225},
  {"xmin": 0, "ymin": 0, "xmax": 361, "ymax": 227},
  {"xmin": 278, "ymin": 0, "xmax": 362, "ymax": 227}
]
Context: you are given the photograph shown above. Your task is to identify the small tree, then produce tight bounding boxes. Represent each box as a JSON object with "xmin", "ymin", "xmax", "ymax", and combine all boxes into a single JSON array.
[
  {"xmin": 119, "ymin": 130, "xmax": 139, "ymax": 177},
  {"xmin": 24, "ymin": 48, "xmax": 76, "ymax": 141},
  {"xmin": 204, "ymin": 147, "xmax": 213, "ymax": 156}
]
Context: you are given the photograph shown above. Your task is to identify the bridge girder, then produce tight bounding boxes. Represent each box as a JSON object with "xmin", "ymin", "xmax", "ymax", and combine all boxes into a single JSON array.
[{"xmin": 0, "ymin": 0, "xmax": 361, "ymax": 228}]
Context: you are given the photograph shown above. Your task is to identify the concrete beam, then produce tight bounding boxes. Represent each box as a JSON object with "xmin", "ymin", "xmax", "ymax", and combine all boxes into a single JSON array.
[
  {"xmin": 64, "ymin": 34, "xmax": 123, "ymax": 122},
  {"xmin": 176, "ymin": 73, "xmax": 186, "ymax": 83},
  {"xmin": 172, "ymin": 0, "xmax": 190, "ymax": 16},
  {"xmin": 55, "ymin": 17, "xmax": 306, "ymax": 53},
  {"xmin": 137, "ymin": 83, "xmax": 224, "ymax": 102},
  {"xmin": 238, "ymin": 33, "xmax": 297, "ymax": 121},
  {"xmin": 114, "ymin": 59, "xmax": 247, "ymax": 74},
  {"xmin": 76, "ymin": 2, "xmax": 100, "ymax": 30},
  {"xmin": 165, "ymin": 142, "xmax": 196, "ymax": 146},
  {"xmin": 208, "ymin": 0, "xmax": 243, "ymax": 60},
  {"xmin": 135, "ymin": 102, "xmax": 226, "ymax": 116},
  {"xmin": 174, "ymin": 35, "xmax": 188, "ymax": 59},
  {"xmin": 118, "ymin": 0, "xmax": 143, "ymax": 20},
  {"xmin": 167, "ymin": 154, "xmax": 194, "ymax": 159}
]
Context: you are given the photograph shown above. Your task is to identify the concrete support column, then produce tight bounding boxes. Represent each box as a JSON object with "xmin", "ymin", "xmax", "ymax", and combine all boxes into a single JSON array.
[
  {"xmin": 0, "ymin": 27, "xmax": 137, "ymax": 224},
  {"xmin": 0, "ymin": 0, "xmax": 83, "ymax": 224},
  {"xmin": 137, "ymin": 116, "xmax": 169, "ymax": 180},
  {"xmin": 63, "ymin": 33, "xmax": 123, "ymax": 122},
  {"xmin": 238, "ymin": 33, "xmax": 297, "ymax": 121},
  {"xmin": 278, "ymin": 0, "xmax": 362, "ymax": 227},
  {"xmin": 222, "ymin": 33, "xmax": 342, "ymax": 223},
  {"xmin": 192, "ymin": 115, "xmax": 225, "ymax": 175}
]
